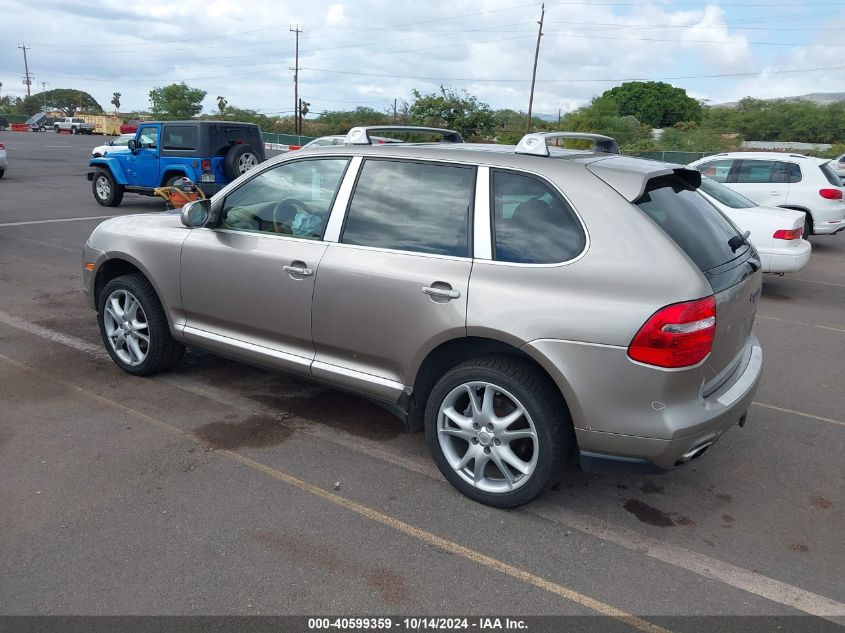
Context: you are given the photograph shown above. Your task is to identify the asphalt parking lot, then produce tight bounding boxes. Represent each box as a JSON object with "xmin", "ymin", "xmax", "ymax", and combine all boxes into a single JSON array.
[{"xmin": 0, "ymin": 131, "xmax": 842, "ymax": 631}]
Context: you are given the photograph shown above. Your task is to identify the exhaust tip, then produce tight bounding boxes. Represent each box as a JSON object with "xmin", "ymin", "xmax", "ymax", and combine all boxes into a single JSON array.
[{"xmin": 679, "ymin": 441, "xmax": 713, "ymax": 464}]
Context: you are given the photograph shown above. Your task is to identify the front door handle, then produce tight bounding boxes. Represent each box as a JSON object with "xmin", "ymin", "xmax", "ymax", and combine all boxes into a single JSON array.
[
  {"xmin": 284, "ymin": 261, "xmax": 313, "ymax": 278},
  {"xmin": 769, "ymin": 191, "xmax": 782, "ymax": 195},
  {"xmin": 423, "ymin": 285, "xmax": 460, "ymax": 300}
]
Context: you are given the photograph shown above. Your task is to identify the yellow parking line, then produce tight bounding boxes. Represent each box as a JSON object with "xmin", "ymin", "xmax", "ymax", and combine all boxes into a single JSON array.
[{"xmin": 0, "ymin": 352, "xmax": 670, "ymax": 633}]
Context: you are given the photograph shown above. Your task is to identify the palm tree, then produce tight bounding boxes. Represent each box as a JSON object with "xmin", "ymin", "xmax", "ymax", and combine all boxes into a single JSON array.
[
  {"xmin": 217, "ymin": 96, "xmax": 227, "ymax": 114},
  {"xmin": 111, "ymin": 92, "xmax": 121, "ymax": 113}
]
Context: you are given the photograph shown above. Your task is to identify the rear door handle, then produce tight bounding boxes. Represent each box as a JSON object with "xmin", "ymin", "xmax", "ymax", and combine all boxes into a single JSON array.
[
  {"xmin": 769, "ymin": 191, "xmax": 782, "ymax": 195},
  {"xmin": 423, "ymin": 286, "xmax": 460, "ymax": 300},
  {"xmin": 284, "ymin": 262, "xmax": 313, "ymax": 278}
]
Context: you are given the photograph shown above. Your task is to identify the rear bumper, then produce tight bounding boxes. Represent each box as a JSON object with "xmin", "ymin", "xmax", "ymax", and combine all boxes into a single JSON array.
[
  {"xmin": 813, "ymin": 217, "xmax": 845, "ymax": 235},
  {"xmin": 524, "ymin": 336, "xmax": 763, "ymax": 473},
  {"xmin": 761, "ymin": 239, "xmax": 811, "ymax": 273}
]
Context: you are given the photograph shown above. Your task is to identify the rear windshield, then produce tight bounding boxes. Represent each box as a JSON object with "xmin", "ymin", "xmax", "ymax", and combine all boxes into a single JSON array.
[
  {"xmin": 699, "ymin": 177, "xmax": 756, "ymax": 209},
  {"xmin": 636, "ymin": 175, "xmax": 747, "ymax": 272},
  {"xmin": 820, "ymin": 163, "xmax": 843, "ymax": 187}
]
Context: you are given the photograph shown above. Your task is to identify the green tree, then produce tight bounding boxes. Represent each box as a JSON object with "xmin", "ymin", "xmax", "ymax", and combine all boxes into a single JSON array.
[
  {"xmin": 21, "ymin": 88, "xmax": 103, "ymax": 116},
  {"xmin": 149, "ymin": 82, "xmax": 206, "ymax": 119},
  {"xmin": 409, "ymin": 87, "xmax": 496, "ymax": 140},
  {"xmin": 111, "ymin": 92, "xmax": 121, "ymax": 112},
  {"xmin": 601, "ymin": 81, "xmax": 702, "ymax": 128},
  {"xmin": 217, "ymin": 95, "xmax": 227, "ymax": 114}
]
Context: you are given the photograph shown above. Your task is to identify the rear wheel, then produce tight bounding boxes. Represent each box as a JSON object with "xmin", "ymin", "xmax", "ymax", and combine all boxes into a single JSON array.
[
  {"xmin": 54, "ymin": 126, "xmax": 60, "ymax": 133},
  {"xmin": 425, "ymin": 356, "xmax": 573, "ymax": 508},
  {"xmin": 0, "ymin": 170, "xmax": 4, "ymax": 179},
  {"xmin": 98, "ymin": 274, "xmax": 185, "ymax": 376},
  {"xmin": 92, "ymin": 169, "xmax": 124, "ymax": 207},
  {"xmin": 71, "ymin": 126, "xmax": 78, "ymax": 135}
]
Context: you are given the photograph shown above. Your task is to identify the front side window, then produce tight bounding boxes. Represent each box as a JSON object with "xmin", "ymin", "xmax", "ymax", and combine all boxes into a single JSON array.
[
  {"xmin": 492, "ymin": 170, "xmax": 585, "ymax": 264},
  {"xmin": 342, "ymin": 159, "xmax": 475, "ymax": 257},
  {"xmin": 222, "ymin": 158, "xmax": 349, "ymax": 239},
  {"xmin": 162, "ymin": 126, "xmax": 198, "ymax": 150},
  {"xmin": 695, "ymin": 159, "xmax": 735, "ymax": 183},
  {"xmin": 137, "ymin": 127, "xmax": 159, "ymax": 149}
]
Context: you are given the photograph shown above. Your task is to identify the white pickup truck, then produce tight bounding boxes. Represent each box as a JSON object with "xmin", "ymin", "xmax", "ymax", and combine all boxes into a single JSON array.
[{"xmin": 54, "ymin": 117, "xmax": 95, "ymax": 135}]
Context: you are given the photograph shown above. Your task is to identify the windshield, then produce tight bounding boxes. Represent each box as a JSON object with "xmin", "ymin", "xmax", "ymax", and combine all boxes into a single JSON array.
[{"xmin": 699, "ymin": 177, "xmax": 757, "ymax": 209}]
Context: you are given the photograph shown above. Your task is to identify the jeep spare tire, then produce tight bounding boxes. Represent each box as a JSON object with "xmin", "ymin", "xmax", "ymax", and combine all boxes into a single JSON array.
[{"xmin": 224, "ymin": 144, "xmax": 259, "ymax": 180}]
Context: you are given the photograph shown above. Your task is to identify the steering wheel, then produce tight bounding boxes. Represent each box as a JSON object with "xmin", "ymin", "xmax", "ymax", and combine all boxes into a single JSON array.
[{"xmin": 272, "ymin": 198, "xmax": 315, "ymax": 234}]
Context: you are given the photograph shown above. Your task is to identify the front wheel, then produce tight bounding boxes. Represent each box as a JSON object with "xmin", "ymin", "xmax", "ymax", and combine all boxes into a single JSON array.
[
  {"xmin": 425, "ymin": 356, "xmax": 574, "ymax": 508},
  {"xmin": 92, "ymin": 169, "xmax": 124, "ymax": 207},
  {"xmin": 98, "ymin": 274, "xmax": 185, "ymax": 376}
]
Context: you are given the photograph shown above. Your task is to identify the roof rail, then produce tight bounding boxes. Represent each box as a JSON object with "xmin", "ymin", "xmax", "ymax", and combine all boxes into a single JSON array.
[
  {"xmin": 345, "ymin": 125, "xmax": 464, "ymax": 145},
  {"xmin": 515, "ymin": 132, "xmax": 620, "ymax": 156}
]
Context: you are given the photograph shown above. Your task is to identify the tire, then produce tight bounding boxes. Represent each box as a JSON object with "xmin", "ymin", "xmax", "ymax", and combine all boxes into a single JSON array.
[
  {"xmin": 0, "ymin": 170, "xmax": 4, "ymax": 179},
  {"xmin": 92, "ymin": 169, "xmax": 124, "ymax": 207},
  {"xmin": 38, "ymin": 125, "xmax": 46, "ymax": 132},
  {"xmin": 425, "ymin": 355, "xmax": 573, "ymax": 508},
  {"xmin": 97, "ymin": 274, "xmax": 185, "ymax": 376},
  {"xmin": 55, "ymin": 126, "xmax": 60, "ymax": 133},
  {"xmin": 163, "ymin": 174, "xmax": 182, "ymax": 188},
  {"xmin": 223, "ymin": 144, "xmax": 260, "ymax": 180},
  {"xmin": 802, "ymin": 212, "xmax": 813, "ymax": 239},
  {"xmin": 71, "ymin": 127, "xmax": 78, "ymax": 135}
]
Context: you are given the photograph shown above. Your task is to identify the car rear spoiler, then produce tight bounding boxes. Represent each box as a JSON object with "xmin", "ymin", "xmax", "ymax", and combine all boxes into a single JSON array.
[{"xmin": 586, "ymin": 156, "xmax": 702, "ymax": 202}]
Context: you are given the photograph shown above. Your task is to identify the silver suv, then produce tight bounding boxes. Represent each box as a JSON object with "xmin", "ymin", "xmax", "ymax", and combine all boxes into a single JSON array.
[{"xmin": 83, "ymin": 126, "xmax": 764, "ymax": 507}]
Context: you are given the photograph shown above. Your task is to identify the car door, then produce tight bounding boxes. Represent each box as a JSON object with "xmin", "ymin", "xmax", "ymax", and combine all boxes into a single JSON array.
[
  {"xmin": 731, "ymin": 159, "xmax": 789, "ymax": 207},
  {"xmin": 180, "ymin": 156, "xmax": 351, "ymax": 374},
  {"xmin": 124, "ymin": 124, "xmax": 161, "ymax": 187},
  {"xmin": 310, "ymin": 158, "xmax": 476, "ymax": 399}
]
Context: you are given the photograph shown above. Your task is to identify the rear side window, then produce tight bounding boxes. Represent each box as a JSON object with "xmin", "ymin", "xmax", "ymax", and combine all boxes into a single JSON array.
[
  {"xmin": 492, "ymin": 170, "xmax": 585, "ymax": 264},
  {"xmin": 636, "ymin": 175, "xmax": 746, "ymax": 272},
  {"xmin": 820, "ymin": 163, "xmax": 843, "ymax": 187},
  {"xmin": 735, "ymin": 160, "xmax": 798, "ymax": 184},
  {"xmin": 342, "ymin": 159, "xmax": 475, "ymax": 257},
  {"xmin": 696, "ymin": 159, "xmax": 734, "ymax": 183},
  {"xmin": 698, "ymin": 178, "xmax": 756, "ymax": 209},
  {"xmin": 162, "ymin": 126, "xmax": 198, "ymax": 150}
]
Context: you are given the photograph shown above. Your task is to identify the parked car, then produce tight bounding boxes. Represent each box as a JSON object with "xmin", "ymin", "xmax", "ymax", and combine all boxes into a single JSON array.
[
  {"xmin": 0, "ymin": 116, "xmax": 9, "ymax": 131},
  {"xmin": 82, "ymin": 126, "xmax": 763, "ymax": 508},
  {"xmin": 87, "ymin": 120, "xmax": 265, "ymax": 206},
  {"xmin": 688, "ymin": 152, "xmax": 845, "ymax": 238},
  {"xmin": 120, "ymin": 120, "xmax": 141, "ymax": 135},
  {"xmin": 91, "ymin": 134, "xmax": 134, "ymax": 158},
  {"xmin": 0, "ymin": 142, "xmax": 6, "ymax": 178},
  {"xmin": 697, "ymin": 177, "xmax": 810, "ymax": 274},
  {"xmin": 299, "ymin": 134, "xmax": 404, "ymax": 149},
  {"xmin": 54, "ymin": 117, "xmax": 95, "ymax": 135}
]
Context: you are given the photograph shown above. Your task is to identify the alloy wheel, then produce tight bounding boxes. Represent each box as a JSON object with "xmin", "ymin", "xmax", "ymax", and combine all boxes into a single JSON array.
[
  {"xmin": 437, "ymin": 381, "xmax": 539, "ymax": 494},
  {"xmin": 103, "ymin": 289, "xmax": 150, "ymax": 366},
  {"xmin": 237, "ymin": 153, "xmax": 258, "ymax": 174}
]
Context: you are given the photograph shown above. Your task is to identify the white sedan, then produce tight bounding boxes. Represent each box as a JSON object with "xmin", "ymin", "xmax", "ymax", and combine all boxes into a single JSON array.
[
  {"xmin": 698, "ymin": 177, "xmax": 811, "ymax": 274},
  {"xmin": 91, "ymin": 134, "xmax": 134, "ymax": 158},
  {"xmin": 0, "ymin": 141, "xmax": 6, "ymax": 178}
]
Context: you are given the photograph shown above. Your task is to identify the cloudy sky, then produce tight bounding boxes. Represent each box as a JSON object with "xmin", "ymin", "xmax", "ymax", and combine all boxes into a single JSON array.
[{"xmin": 1, "ymin": 0, "xmax": 844, "ymax": 119}]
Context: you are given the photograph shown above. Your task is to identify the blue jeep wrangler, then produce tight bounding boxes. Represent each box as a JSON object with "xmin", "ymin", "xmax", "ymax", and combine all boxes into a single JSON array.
[{"xmin": 87, "ymin": 120, "xmax": 265, "ymax": 206}]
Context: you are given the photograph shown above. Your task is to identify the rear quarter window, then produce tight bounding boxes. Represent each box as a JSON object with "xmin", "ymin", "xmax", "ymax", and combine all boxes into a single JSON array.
[
  {"xmin": 635, "ymin": 175, "xmax": 746, "ymax": 273},
  {"xmin": 820, "ymin": 163, "xmax": 843, "ymax": 187}
]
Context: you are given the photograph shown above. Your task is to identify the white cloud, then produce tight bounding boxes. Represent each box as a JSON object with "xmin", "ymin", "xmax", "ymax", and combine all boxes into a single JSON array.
[{"xmin": 0, "ymin": 0, "xmax": 842, "ymax": 118}]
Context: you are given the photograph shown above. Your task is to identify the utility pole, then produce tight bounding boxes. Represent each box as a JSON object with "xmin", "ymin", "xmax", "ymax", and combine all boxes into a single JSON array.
[
  {"xmin": 525, "ymin": 4, "xmax": 544, "ymax": 134},
  {"xmin": 19, "ymin": 44, "xmax": 32, "ymax": 98},
  {"xmin": 39, "ymin": 81, "xmax": 49, "ymax": 112},
  {"xmin": 290, "ymin": 25, "xmax": 302, "ymax": 135},
  {"xmin": 557, "ymin": 108, "xmax": 561, "ymax": 131},
  {"xmin": 393, "ymin": 98, "xmax": 397, "ymax": 123}
]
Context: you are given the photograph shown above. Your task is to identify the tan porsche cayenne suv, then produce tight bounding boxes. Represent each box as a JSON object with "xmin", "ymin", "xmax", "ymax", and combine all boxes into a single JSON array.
[{"xmin": 83, "ymin": 126, "xmax": 763, "ymax": 507}]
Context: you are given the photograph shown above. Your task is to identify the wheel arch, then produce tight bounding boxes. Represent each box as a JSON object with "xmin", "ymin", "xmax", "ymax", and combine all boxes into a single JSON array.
[
  {"xmin": 407, "ymin": 336, "xmax": 574, "ymax": 433},
  {"xmin": 90, "ymin": 158, "xmax": 128, "ymax": 184},
  {"xmin": 160, "ymin": 168, "xmax": 190, "ymax": 186},
  {"xmin": 94, "ymin": 255, "xmax": 178, "ymax": 335}
]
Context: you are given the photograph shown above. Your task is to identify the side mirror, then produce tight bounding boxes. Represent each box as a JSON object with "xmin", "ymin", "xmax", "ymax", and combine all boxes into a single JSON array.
[
  {"xmin": 127, "ymin": 139, "xmax": 138, "ymax": 152},
  {"xmin": 181, "ymin": 199, "xmax": 211, "ymax": 228}
]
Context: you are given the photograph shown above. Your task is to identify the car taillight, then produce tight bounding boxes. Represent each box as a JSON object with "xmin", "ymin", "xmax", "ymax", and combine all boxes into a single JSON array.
[
  {"xmin": 201, "ymin": 159, "xmax": 211, "ymax": 171},
  {"xmin": 0, "ymin": 143, "xmax": 4, "ymax": 150},
  {"xmin": 628, "ymin": 296, "xmax": 717, "ymax": 368},
  {"xmin": 819, "ymin": 188, "xmax": 843, "ymax": 200},
  {"xmin": 773, "ymin": 228, "xmax": 803, "ymax": 240},
  {"xmin": 288, "ymin": 145, "xmax": 301, "ymax": 151}
]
